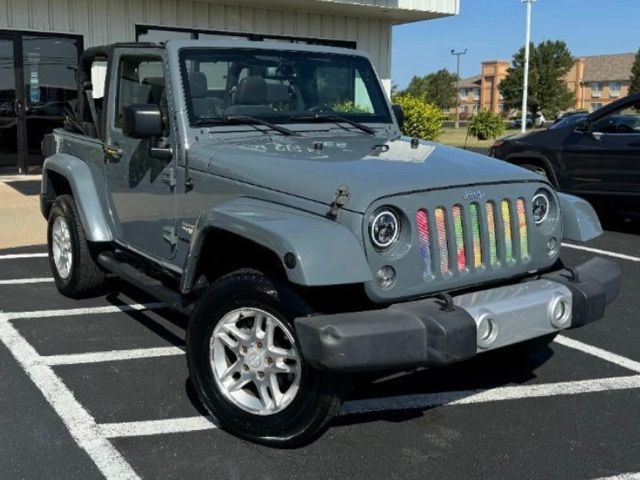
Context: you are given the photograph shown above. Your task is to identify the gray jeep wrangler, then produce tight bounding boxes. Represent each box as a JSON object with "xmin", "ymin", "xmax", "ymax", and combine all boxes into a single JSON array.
[{"xmin": 41, "ymin": 40, "xmax": 621, "ymax": 447}]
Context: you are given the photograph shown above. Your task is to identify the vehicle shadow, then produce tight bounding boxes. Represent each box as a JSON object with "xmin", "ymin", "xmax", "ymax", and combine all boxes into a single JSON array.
[
  {"xmin": 100, "ymin": 278, "xmax": 556, "ymax": 436},
  {"xmin": 335, "ymin": 347, "xmax": 553, "ymax": 427}
]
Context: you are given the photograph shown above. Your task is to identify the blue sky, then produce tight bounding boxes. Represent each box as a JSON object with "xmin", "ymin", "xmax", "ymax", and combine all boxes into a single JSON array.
[{"xmin": 392, "ymin": 0, "xmax": 640, "ymax": 88}]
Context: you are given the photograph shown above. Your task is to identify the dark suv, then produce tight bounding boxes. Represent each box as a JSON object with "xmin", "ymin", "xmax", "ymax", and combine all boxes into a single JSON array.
[{"xmin": 491, "ymin": 93, "xmax": 640, "ymax": 213}]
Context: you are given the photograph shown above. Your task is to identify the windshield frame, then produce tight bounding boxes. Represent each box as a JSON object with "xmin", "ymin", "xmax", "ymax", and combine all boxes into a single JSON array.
[{"xmin": 178, "ymin": 47, "xmax": 394, "ymax": 128}]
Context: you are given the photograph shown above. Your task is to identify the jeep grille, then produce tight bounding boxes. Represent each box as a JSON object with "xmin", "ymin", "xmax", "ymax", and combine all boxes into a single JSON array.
[{"xmin": 415, "ymin": 198, "xmax": 529, "ymax": 280}]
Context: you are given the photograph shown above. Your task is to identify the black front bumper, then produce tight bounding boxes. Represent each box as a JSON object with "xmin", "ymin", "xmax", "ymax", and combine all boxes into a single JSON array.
[{"xmin": 295, "ymin": 257, "xmax": 621, "ymax": 372}]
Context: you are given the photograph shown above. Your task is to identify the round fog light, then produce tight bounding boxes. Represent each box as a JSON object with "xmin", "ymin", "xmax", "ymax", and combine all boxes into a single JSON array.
[
  {"xmin": 376, "ymin": 265, "xmax": 397, "ymax": 290},
  {"xmin": 549, "ymin": 294, "xmax": 571, "ymax": 328},
  {"xmin": 477, "ymin": 312, "xmax": 499, "ymax": 349}
]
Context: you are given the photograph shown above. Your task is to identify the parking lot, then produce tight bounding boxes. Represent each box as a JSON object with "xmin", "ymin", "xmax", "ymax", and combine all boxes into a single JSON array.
[{"xmin": 1, "ymin": 230, "xmax": 640, "ymax": 480}]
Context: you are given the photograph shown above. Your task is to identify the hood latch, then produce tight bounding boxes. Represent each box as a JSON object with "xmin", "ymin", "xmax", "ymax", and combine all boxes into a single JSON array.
[{"xmin": 327, "ymin": 186, "xmax": 350, "ymax": 220}]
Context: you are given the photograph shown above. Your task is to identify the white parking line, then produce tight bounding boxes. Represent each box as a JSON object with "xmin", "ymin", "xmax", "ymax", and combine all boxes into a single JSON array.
[
  {"xmin": 0, "ymin": 252, "xmax": 48, "ymax": 260},
  {"xmin": 562, "ymin": 243, "xmax": 640, "ymax": 263},
  {"xmin": 99, "ymin": 416, "xmax": 218, "ymax": 439},
  {"xmin": 555, "ymin": 335, "xmax": 640, "ymax": 374},
  {"xmin": 341, "ymin": 375, "xmax": 640, "ymax": 415},
  {"xmin": 42, "ymin": 346, "xmax": 185, "ymax": 366},
  {"xmin": 593, "ymin": 474, "xmax": 640, "ymax": 480},
  {"xmin": 94, "ymin": 374, "xmax": 640, "ymax": 439},
  {"xmin": 0, "ymin": 313, "xmax": 141, "ymax": 479},
  {"xmin": 8, "ymin": 303, "xmax": 167, "ymax": 320},
  {"xmin": 0, "ymin": 277, "xmax": 53, "ymax": 285}
]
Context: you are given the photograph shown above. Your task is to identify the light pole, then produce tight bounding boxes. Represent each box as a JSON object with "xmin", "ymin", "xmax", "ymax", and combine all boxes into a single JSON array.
[
  {"xmin": 520, "ymin": 0, "xmax": 537, "ymax": 133},
  {"xmin": 451, "ymin": 48, "xmax": 468, "ymax": 129}
]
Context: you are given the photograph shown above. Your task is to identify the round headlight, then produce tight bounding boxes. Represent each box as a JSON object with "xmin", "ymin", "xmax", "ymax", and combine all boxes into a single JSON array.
[
  {"xmin": 531, "ymin": 191, "xmax": 551, "ymax": 225},
  {"xmin": 370, "ymin": 208, "xmax": 400, "ymax": 250}
]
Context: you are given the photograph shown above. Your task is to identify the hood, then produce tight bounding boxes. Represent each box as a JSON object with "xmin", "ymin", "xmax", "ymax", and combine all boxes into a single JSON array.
[{"xmin": 190, "ymin": 133, "xmax": 541, "ymax": 213}]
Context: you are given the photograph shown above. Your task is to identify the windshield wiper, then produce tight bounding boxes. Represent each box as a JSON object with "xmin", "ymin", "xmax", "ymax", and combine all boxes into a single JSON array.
[
  {"xmin": 289, "ymin": 114, "xmax": 376, "ymax": 135},
  {"xmin": 194, "ymin": 116, "xmax": 300, "ymax": 137}
]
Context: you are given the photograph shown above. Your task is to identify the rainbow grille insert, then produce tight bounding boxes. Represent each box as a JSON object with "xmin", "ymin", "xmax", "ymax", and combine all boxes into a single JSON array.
[
  {"xmin": 486, "ymin": 202, "xmax": 499, "ymax": 266},
  {"xmin": 452, "ymin": 205, "xmax": 467, "ymax": 271},
  {"xmin": 417, "ymin": 197, "xmax": 528, "ymax": 279},
  {"xmin": 501, "ymin": 200, "xmax": 514, "ymax": 263},
  {"xmin": 469, "ymin": 203, "xmax": 483, "ymax": 268},
  {"xmin": 434, "ymin": 207, "xmax": 449, "ymax": 274},
  {"xmin": 416, "ymin": 209, "xmax": 432, "ymax": 277},
  {"xmin": 516, "ymin": 198, "xmax": 528, "ymax": 259}
]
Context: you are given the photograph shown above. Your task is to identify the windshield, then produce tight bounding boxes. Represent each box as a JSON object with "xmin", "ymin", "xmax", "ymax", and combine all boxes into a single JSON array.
[
  {"xmin": 549, "ymin": 113, "xmax": 587, "ymax": 129},
  {"xmin": 179, "ymin": 48, "xmax": 392, "ymax": 126}
]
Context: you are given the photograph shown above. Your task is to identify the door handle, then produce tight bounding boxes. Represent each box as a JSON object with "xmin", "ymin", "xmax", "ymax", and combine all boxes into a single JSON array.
[
  {"xmin": 103, "ymin": 144, "xmax": 123, "ymax": 163},
  {"xmin": 14, "ymin": 100, "xmax": 23, "ymax": 116}
]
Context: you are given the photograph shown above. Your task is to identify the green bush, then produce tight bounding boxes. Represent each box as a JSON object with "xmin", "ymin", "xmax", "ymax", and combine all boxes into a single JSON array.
[
  {"xmin": 392, "ymin": 94, "xmax": 444, "ymax": 141},
  {"xmin": 331, "ymin": 99, "xmax": 370, "ymax": 114},
  {"xmin": 467, "ymin": 110, "xmax": 505, "ymax": 141}
]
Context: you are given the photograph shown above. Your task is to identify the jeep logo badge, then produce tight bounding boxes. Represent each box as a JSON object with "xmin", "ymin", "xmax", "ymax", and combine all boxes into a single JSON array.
[{"xmin": 462, "ymin": 190, "xmax": 486, "ymax": 201}]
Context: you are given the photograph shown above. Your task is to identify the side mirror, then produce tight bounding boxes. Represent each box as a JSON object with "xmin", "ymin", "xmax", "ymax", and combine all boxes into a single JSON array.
[
  {"xmin": 123, "ymin": 104, "xmax": 163, "ymax": 139},
  {"xmin": 392, "ymin": 104, "xmax": 404, "ymax": 130},
  {"xmin": 574, "ymin": 119, "xmax": 589, "ymax": 132}
]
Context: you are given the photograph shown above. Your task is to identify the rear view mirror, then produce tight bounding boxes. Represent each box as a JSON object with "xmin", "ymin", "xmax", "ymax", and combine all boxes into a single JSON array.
[
  {"xmin": 392, "ymin": 104, "xmax": 404, "ymax": 130},
  {"xmin": 123, "ymin": 104, "xmax": 163, "ymax": 139}
]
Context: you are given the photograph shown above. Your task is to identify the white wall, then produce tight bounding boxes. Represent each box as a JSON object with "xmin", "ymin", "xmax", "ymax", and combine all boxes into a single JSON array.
[{"xmin": 0, "ymin": 0, "xmax": 393, "ymax": 87}]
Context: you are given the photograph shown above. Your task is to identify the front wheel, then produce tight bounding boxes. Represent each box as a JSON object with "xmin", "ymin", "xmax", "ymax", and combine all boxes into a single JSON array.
[
  {"xmin": 47, "ymin": 195, "xmax": 105, "ymax": 298},
  {"xmin": 187, "ymin": 270, "xmax": 346, "ymax": 447},
  {"xmin": 521, "ymin": 163, "xmax": 550, "ymax": 180}
]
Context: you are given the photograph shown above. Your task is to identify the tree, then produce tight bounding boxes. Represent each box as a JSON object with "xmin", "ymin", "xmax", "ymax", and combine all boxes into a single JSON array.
[
  {"xmin": 401, "ymin": 69, "xmax": 458, "ymax": 110},
  {"xmin": 402, "ymin": 75, "xmax": 430, "ymax": 98},
  {"xmin": 630, "ymin": 48, "xmax": 640, "ymax": 94},
  {"xmin": 499, "ymin": 40, "xmax": 575, "ymax": 118}
]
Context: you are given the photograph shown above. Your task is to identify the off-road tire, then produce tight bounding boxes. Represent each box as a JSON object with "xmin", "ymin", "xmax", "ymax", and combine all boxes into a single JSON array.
[
  {"xmin": 520, "ymin": 163, "xmax": 558, "ymax": 188},
  {"xmin": 47, "ymin": 194, "xmax": 105, "ymax": 297},
  {"xmin": 187, "ymin": 270, "xmax": 347, "ymax": 448}
]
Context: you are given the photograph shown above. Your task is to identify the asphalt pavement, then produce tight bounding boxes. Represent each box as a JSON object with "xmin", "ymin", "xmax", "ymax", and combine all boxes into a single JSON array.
[{"xmin": 1, "ymin": 232, "xmax": 639, "ymax": 480}]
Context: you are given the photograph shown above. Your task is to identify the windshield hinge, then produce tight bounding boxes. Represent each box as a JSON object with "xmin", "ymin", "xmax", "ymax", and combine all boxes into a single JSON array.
[
  {"xmin": 162, "ymin": 168, "xmax": 177, "ymax": 190},
  {"xmin": 327, "ymin": 185, "xmax": 350, "ymax": 220},
  {"xmin": 163, "ymin": 226, "xmax": 178, "ymax": 247}
]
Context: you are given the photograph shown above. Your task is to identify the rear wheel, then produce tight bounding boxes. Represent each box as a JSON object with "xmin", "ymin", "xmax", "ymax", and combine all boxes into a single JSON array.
[
  {"xmin": 187, "ymin": 270, "xmax": 346, "ymax": 447},
  {"xmin": 47, "ymin": 195, "xmax": 105, "ymax": 298}
]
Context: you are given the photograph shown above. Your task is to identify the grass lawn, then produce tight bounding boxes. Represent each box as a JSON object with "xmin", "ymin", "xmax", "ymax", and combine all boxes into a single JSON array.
[{"xmin": 437, "ymin": 127, "xmax": 520, "ymax": 153}]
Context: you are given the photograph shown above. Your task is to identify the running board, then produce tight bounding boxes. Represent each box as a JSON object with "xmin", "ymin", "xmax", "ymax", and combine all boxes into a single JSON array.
[{"xmin": 97, "ymin": 252, "xmax": 194, "ymax": 315}]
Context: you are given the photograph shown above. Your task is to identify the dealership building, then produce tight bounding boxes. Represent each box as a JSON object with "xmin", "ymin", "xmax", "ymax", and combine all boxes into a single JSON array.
[{"xmin": 0, "ymin": 0, "xmax": 458, "ymax": 173}]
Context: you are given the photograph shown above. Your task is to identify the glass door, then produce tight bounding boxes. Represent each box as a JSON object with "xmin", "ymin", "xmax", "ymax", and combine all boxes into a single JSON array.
[
  {"xmin": 0, "ymin": 31, "xmax": 81, "ymax": 174},
  {"xmin": 0, "ymin": 34, "xmax": 19, "ymax": 171},
  {"xmin": 21, "ymin": 35, "xmax": 81, "ymax": 172}
]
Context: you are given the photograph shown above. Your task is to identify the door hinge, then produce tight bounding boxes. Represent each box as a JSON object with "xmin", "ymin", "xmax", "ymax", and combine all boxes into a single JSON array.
[
  {"xmin": 162, "ymin": 168, "xmax": 177, "ymax": 189},
  {"xmin": 162, "ymin": 226, "xmax": 178, "ymax": 246}
]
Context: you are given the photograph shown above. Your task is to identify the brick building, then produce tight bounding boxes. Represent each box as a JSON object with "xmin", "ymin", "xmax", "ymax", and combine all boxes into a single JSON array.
[{"xmin": 456, "ymin": 52, "xmax": 636, "ymax": 116}]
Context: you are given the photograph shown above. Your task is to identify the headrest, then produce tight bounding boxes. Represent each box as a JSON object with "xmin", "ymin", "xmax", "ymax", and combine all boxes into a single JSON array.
[
  {"xmin": 267, "ymin": 83, "xmax": 291, "ymax": 104},
  {"xmin": 236, "ymin": 76, "xmax": 268, "ymax": 105},
  {"xmin": 189, "ymin": 72, "xmax": 208, "ymax": 98},
  {"xmin": 142, "ymin": 77, "xmax": 164, "ymax": 87},
  {"xmin": 142, "ymin": 77, "xmax": 166, "ymax": 104}
]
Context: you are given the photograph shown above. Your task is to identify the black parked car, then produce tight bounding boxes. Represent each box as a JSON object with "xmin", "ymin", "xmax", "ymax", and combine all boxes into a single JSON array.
[{"xmin": 490, "ymin": 93, "xmax": 640, "ymax": 214}]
